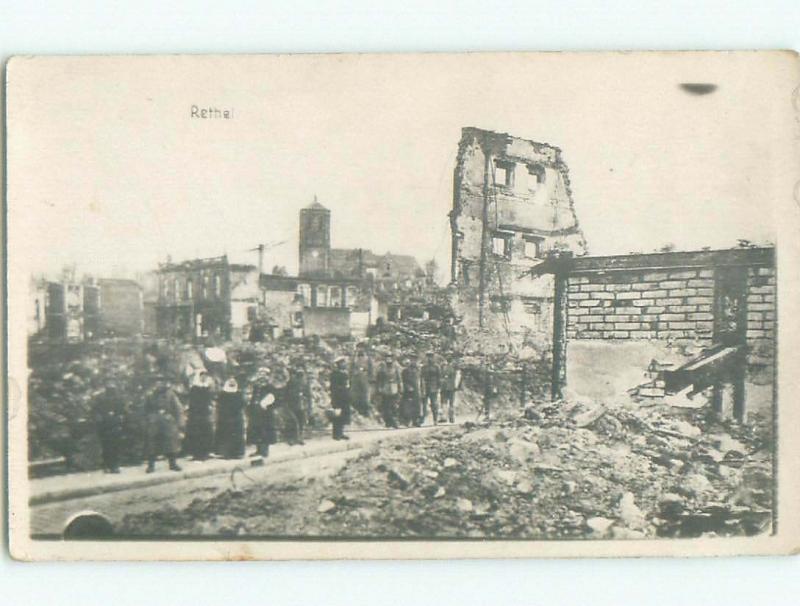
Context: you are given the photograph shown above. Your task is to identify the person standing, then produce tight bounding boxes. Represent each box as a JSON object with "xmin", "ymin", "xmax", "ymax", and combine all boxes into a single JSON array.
[
  {"xmin": 215, "ymin": 376, "xmax": 246, "ymax": 459},
  {"xmin": 185, "ymin": 370, "xmax": 215, "ymax": 461},
  {"xmin": 440, "ymin": 354, "xmax": 462, "ymax": 424},
  {"xmin": 249, "ymin": 368, "xmax": 279, "ymax": 457},
  {"xmin": 349, "ymin": 343, "xmax": 373, "ymax": 417},
  {"xmin": 375, "ymin": 352, "xmax": 401, "ymax": 428},
  {"xmin": 330, "ymin": 357, "xmax": 351, "ymax": 440},
  {"xmin": 401, "ymin": 355, "xmax": 422, "ymax": 427},
  {"xmin": 144, "ymin": 376, "xmax": 185, "ymax": 473},
  {"xmin": 420, "ymin": 351, "xmax": 442, "ymax": 425},
  {"xmin": 285, "ymin": 365, "xmax": 309, "ymax": 445},
  {"xmin": 92, "ymin": 382, "xmax": 125, "ymax": 473},
  {"xmin": 482, "ymin": 358, "xmax": 498, "ymax": 421}
]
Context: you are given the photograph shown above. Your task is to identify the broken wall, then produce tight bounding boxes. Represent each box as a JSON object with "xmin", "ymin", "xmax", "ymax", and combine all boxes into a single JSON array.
[{"xmin": 450, "ymin": 127, "xmax": 586, "ymax": 348}]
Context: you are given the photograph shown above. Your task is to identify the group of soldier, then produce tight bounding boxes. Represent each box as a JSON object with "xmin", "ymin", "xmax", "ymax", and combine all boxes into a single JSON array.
[{"xmin": 92, "ymin": 342, "xmax": 490, "ymax": 475}]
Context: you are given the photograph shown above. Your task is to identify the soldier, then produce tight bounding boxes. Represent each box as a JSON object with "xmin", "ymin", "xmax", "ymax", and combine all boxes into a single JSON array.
[
  {"xmin": 144, "ymin": 376, "xmax": 185, "ymax": 473},
  {"xmin": 440, "ymin": 354, "xmax": 462, "ymax": 424},
  {"xmin": 249, "ymin": 368, "xmax": 279, "ymax": 457},
  {"xmin": 401, "ymin": 354, "xmax": 422, "ymax": 427},
  {"xmin": 185, "ymin": 370, "xmax": 215, "ymax": 461},
  {"xmin": 375, "ymin": 352, "xmax": 401, "ymax": 428},
  {"xmin": 285, "ymin": 364, "xmax": 310, "ymax": 445},
  {"xmin": 215, "ymin": 376, "xmax": 246, "ymax": 459},
  {"xmin": 349, "ymin": 343, "xmax": 373, "ymax": 417},
  {"xmin": 420, "ymin": 351, "xmax": 442, "ymax": 425},
  {"xmin": 92, "ymin": 382, "xmax": 125, "ymax": 473},
  {"xmin": 482, "ymin": 358, "xmax": 498, "ymax": 421},
  {"xmin": 330, "ymin": 357, "xmax": 351, "ymax": 440}
]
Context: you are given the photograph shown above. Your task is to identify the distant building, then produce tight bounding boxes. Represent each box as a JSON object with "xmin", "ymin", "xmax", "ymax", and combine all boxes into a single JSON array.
[
  {"xmin": 97, "ymin": 278, "xmax": 143, "ymax": 336},
  {"xmin": 42, "ymin": 280, "xmax": 101, "ymax": 341},
  {"xmin": 155, "ymin": 256, "xmax": 259, "ymax": 341}
]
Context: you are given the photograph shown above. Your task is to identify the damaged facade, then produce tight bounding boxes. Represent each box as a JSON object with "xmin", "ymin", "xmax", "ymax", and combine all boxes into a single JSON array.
[{"xmin": 450, "ymin": 127, "xmax": 586, "ymax": 346}]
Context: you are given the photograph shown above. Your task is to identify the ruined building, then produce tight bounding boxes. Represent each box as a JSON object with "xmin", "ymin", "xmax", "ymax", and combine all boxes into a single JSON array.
[{"xmin": 450, "ymin": 127, "xmax": 586, "ymax": 344}]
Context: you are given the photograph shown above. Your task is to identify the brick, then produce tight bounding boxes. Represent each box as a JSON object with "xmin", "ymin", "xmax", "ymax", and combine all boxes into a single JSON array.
[
  {"xmin": 611, "ymin": 331, "xmax": 630, "ymax": 338},
  {"xmin": 669, "ymin": 322, "xmax": 694, "ymax": 330},
  {"xmin": 747, "ymin": 311, "xmax": 763, "ymax": 321},
  {"xmin": 669, "ymin": 288, "xmax": 697, "ymax": 298},
  {"xmin": 765, "ymin": 311, "xmax": 775, "ymax": 320},
  {"xmin": 659, "ymin": 280, "xmax": 686, "ymax": 289},
  {"xmin": 570, "ymin": 292, "xmax": 589, "ymax": 300},
  {"xmin": 687, "ymin": 278, "xmax": 714, "ymax": 288},
  {"xmin": 576, "ymin": 330, "xmax": 604, "ymax": 339},
  {"xmin": 643, "ymin": 271, "xmax": 669, "ymax": 281},
  {"xmin": 589, "ymin": 322, "xmax": 606, "ymax": 330},
  {"xmin": 581, "ymin": 284, "xmax": 605, "ymax": 292},
  {"xmin": 579, "ymin": 299, "xmax": 601, "ymax": 307},
  {"xmin": 758, "ymin": 267, "xmax": 774, "ymax": 276},
  {"xmin": 686, "ymin": 296, "xmax": 713, "ymax": 306},
  {"xmin": 696, "ymin": 288, "xmax": 714, "ymax": 296},
  {"xmin": 763, "ymin": 320, "xmax": 775, "ymax": 330},
  {"xmin": 605, "ymin": 314, "xmax": 632, "ymax": 323},
  {"xmin": 645, "ymin": 306, "xmax": 666, "ymax": 314},
  {"xmin": 689, "ymin": 312, "xmax": 714, "ymax": 321},
  {"xmin": 630, "ymin": 330, "xmax": 657, "ymax": 339},
  {"xmin": 631, "ymin": 282, "xmax": 658, "ymax": 291},
  {"xmin": 668, "ymin": 270, "xmax": 697, "ymax": 280},
  {"xmin": 568, "ymin": 284, "xmax": 581, "ymax": 294},
  {"xmin": 593, "ymin": 291, "xmax": 615, "ymax": 300},
  {"xmin": 748, "ymin": 319, "xmax": 763, "ymax": 329},
  {"xmin": 660, "ymin": 313, "xmax": 686, "ymax": 322},
  {"xmin": 605, "ymin": 283, "xmax": 632, "ymax": 292},
  {"xmin": 632, "ymin": 298, "xmax": 655, "ymax": 307},
  {"xmin": 747, "ymin": 329, "xmax": 765, "ymax": 339},
  {"xmin": 747, "ymin": 294, "xmax": 763, "ymax": 303},
  {"xmin": 668, "ymin": 305, "xmax": 697, "ymax": 313},
  {"xmin": 661, "ymin": 298, "xmax": 683, "ymax": 306},
  {"xmin": 589, "ymin": 307, "xmax": 606, "ymax": 315},
  {"xmin": 697, "ymin": 269, "xmax": 714, "ymax": 278},
  {"xmin": 641, "ymin": 290, "xmax": 667, "ymax": 298},
  {"xmin": 617, "ymin": 291, "xmax": 640, "ymax": 300},
  {"xmin": 763, "ymin": 295, "xmax": 775, "ymax": 303},
  {"xmin": 695, "ymin": 321, "xmax": 714, "ymax": 331},
  {"xmin": 615, "ymin": 322, "xmax": 642, "ymax": 330},
  {"xmin": 749, "ymin": 303, "xmax": 773, "ymax": 312},
  {"xmin": 750, "ymin": 285, "xmax": 774, "ymax": 295}
]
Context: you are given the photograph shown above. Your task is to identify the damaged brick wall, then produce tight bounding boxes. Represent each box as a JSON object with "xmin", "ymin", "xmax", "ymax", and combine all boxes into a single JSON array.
[
  {"xmin": 565, "ymin": 248, "xmax": 776, "ymax": 365},
  {"xmin": 450, "ymin": 127, "xmax": 586, "ymax": 346}
]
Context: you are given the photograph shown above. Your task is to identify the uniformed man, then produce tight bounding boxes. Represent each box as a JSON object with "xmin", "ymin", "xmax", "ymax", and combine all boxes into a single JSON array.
[
  {"xmin": 420, "ymin": 351, "xmax": 442, "ymax": 425},
  {"xmin": 285, "ymin": 364, "xmax": 310, "ymax": 445},
  {"xmin": 92, "ymin": 382, "xmax": 125, "ymax": 473},
  {"xmin": 375, "ymin": 352, "xmax": 401, "ymax": 428},
  {"xmin": 401, "ymin": 355, "xmax": 422, "ymax": 427},
  {"xmin": 249, "ymin": 368, "xmax": 279, "ymax": 457},
  {"xmin": 144, "ymin": 376, "xmax": 185, "ymax": 473},
  {"xmin": 330, "ymin": 357, "xmax": 351, "ymax": 440},
  {"xmin": 440, "ymin": 354, "xmax": 463, "ymax": 424}
]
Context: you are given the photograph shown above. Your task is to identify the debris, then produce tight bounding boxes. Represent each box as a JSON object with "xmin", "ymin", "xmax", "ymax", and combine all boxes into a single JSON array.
[
  {"xmin": 317, "ymin": 499, "xmax": 337, "ymax": 514},
  {"xmin": 456, "ymin": 498, "xmax": 473, "ymax": 513},
  {"xmin": 586, "ymin": 517, "xmax": 614, "ymax": 535}
]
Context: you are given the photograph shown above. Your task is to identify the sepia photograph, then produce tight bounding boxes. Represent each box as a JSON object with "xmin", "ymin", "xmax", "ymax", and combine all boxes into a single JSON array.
[{"xmin": 5, "ymin": 51, "xmax": 800, "ymax": 560}]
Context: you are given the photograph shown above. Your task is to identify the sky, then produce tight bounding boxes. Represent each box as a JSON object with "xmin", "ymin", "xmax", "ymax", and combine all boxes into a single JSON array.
[{"xmin": 8, "ymin": 52, "xmax": 795, "ymax": 282}]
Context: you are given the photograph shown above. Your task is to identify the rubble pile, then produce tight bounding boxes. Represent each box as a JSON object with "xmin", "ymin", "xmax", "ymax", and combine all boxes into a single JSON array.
[{"xmin": 118, "ymin": 398, "xmax": 772, "ymax": 539}]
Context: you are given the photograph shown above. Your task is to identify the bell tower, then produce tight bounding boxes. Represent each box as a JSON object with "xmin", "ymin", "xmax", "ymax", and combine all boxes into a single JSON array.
[{"xmin": 298, "ymin": 195, "xmax": 331, "ymax": 277}]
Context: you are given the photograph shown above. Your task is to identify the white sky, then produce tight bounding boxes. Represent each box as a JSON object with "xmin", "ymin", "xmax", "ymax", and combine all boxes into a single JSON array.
[{"xmin": 9, "ymin": 52, "xmax": 793, "ymax": 281}]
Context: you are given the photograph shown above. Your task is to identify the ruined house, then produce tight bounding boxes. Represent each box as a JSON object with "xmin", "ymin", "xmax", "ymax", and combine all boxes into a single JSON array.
[{"xmin": 450, "ymin": 127, "xmax": 586, "ymax": 345}]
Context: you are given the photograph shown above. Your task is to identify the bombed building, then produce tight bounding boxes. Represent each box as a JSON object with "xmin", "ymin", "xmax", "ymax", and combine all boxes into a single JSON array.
[{"xmin": 450, "ymin": 127, "xmax": 586, "ymax": 346}]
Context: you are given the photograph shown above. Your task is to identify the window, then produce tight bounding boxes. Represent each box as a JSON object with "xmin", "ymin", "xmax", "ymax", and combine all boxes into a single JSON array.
[
  {"xmin": 175, "ymin": 278, "xmax": 182, "ymax": 302},
  {"xmin": 524, "ymin": 237, "xmax": 543, "ymax": 259},
  {"xmin": 297, "ymin": 284, "xmax": 311, "ymax": 305},
  {"xmin": 316, "ymin": 285, "xmax": 328, "ymax": 307},
  {"xmin": 213, "ymin": 274, "xmax": 222, "ymax": 298},
  {"xmin": 492, "ymin": 233, "xmax": 511, "ymax": 259},
  {"xmin": 186, "ymin": 278, "xmax": 193, "ymax": 299},
  {"xmin": 203, "ymin": 275, "xmax": 210, "ymax": 299},
  {"xmin": 346, "ymin": 286, "xmax": 359, "ymax": 308},
  {"xmin": 330, "ymin": 286, "xmax": 342, "ymax": 307},
  {"xmin": 527, "ymin": 164, "xmax": 546, "ymax": 192},
  {"xmin": 494, "ymin": 160, "xmax": 515, "ymax": 187}
]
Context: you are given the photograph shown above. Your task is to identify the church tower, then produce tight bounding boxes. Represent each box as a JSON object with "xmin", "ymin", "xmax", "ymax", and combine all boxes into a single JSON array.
[{"xmin": 298, "ymin": 195, "xmax": 331, "ymax": 277}]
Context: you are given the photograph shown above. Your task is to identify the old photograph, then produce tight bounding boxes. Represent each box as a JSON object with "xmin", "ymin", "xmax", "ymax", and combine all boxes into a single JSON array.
[{"xmin": 5, "ymin": 52, "xmax": 800, "ymax": 560}]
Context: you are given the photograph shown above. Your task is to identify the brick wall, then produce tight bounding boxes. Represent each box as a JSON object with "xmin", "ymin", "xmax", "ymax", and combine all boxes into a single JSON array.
[{"xmin": 564, "ymin": 248, "xmax": 776, "ymax": 364}]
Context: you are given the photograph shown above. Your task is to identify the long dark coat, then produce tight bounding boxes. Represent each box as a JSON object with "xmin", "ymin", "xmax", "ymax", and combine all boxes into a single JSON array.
[
  {"xmin": 249, "ymin": 383, "xmax": 279, "ymax": 446},
  {"xmin": 185, "ymin": 384, "xmax": 215, "ymax": 458},
  {"xmin": 330, "ymin": 368, "xmax": 351, "ymax": 425},
  {"xmin": 401, "ymin": 364, "xmax": 422, "ymax": 420},
  {"xmin": 216, "ymin": 390, "xmax": 246, "ymax": 458},
  {"xmin": 144, "ymin": 385, "xmax": 185, "ymax": 457}
]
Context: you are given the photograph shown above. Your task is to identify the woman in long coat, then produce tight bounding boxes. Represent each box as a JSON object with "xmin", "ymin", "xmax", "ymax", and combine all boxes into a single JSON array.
[
  {"xmin": 144, "ymin": 377, "xmax": 185, "ymax": 473},
  {"xmin": 215, "ymin": 377, "xmax": 246, "ymax": 459},
  {"xmin": 248, "ymin": 369, "xmax": 279, "ymax": 457},
  {"xmin": 185, "ymin": 370, "xmax": 215, "ymax": 460}
]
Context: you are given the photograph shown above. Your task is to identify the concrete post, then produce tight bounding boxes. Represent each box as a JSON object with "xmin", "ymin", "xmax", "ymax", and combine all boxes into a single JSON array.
[{"xmin": 550, "ymin": 253, "xmax": 571, "ymax": 400}]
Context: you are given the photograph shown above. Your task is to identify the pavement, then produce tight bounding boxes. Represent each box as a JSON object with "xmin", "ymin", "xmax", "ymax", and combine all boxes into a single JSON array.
[{"xmin": 28, "ymin": 421, "xmax": 459, "ymax": 507}]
